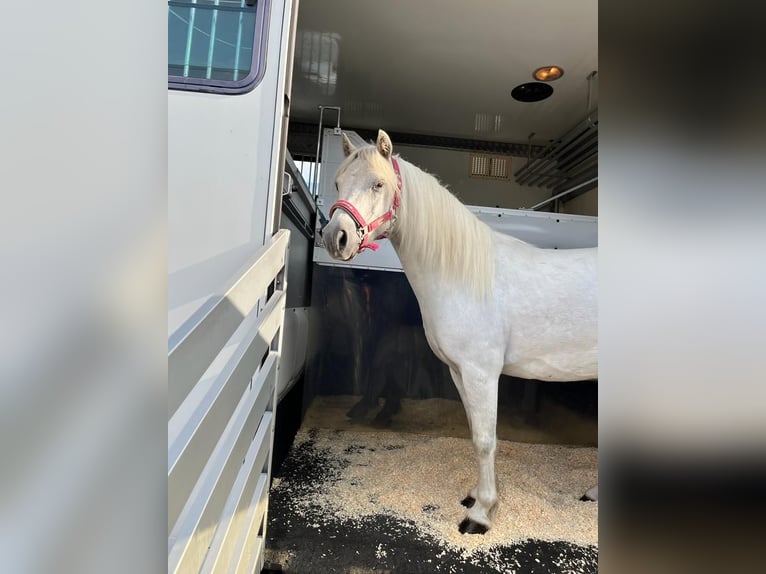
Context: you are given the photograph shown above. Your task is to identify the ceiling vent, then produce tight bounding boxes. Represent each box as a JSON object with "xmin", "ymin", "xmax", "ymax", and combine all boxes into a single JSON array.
[{"xmin": 470, "ymin": 154, "xmax": 510, "ymax": 180}]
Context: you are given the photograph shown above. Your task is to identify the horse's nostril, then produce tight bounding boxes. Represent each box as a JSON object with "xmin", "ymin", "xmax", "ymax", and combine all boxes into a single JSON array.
[{"xmin": 338, "ymin": 230, "xmax": 347, "ymax": 250}]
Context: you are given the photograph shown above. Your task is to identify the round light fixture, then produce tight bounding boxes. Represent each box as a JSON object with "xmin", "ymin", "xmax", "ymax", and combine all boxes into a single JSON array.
[
  {"xmin": 511, "ymin": 82, "xmax": 553, "ymax": 102},
  {"xmin": 533, "ymin": 66, "xmax": 564, "ymax": 82}
]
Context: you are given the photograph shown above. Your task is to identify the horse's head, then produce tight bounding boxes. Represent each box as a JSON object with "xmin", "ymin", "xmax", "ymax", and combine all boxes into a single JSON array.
[{"xmin": 321, "ymin": 129, "xmax": 402, "ymax": 260}]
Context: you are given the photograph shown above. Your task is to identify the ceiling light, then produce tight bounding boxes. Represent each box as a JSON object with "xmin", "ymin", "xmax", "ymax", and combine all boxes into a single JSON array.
[{"xmin": 533, "ymin": 66, "xmax": 564, "ymax": 81}]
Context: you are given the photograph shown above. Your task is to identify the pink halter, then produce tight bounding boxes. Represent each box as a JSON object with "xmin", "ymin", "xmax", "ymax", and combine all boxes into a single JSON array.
[{"xmin": 329, "ymin": 157, "xmax": 402, "ymax": 252}]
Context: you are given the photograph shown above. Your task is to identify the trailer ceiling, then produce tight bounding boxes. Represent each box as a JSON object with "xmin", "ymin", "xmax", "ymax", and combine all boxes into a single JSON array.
[{"xmin": 290, "ymin": 0, "xmax": 597, "ymax": 146}]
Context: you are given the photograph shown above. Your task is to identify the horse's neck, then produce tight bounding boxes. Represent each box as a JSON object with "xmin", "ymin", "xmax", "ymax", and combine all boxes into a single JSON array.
[
  {"xmin": 389, "ymin": 158, "xmax": 440, "ymax": 259},
  {"xmin": 389, "ymin": 232, "xmax": 433, "ymax": 304},
  {"xmin": 391, "ymin": 157, "xmax": 462, "ymax": 246},
  {"xmin": 389, "ymin": 158, "xmax": 495, "ymax": 301}
]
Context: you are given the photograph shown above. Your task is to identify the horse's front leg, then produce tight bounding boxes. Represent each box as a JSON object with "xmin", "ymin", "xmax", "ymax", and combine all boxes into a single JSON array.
[
  {"xmin": 450, "ymin": 365, "xmax": 500, "ymax": 534},
  {"xmin": 581, "ymin": 484, "xmax": 598, "ymax": 501}
]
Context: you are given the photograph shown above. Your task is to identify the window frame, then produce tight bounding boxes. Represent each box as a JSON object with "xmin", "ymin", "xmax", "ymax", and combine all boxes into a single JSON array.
[{"xmin": 167, "ymin": 0, "xmax": 271, "ymax": 95}]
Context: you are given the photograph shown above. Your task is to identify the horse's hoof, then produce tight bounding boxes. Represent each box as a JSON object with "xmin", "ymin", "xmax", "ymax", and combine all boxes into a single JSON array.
[
  {"xmin": 346, "ymin": 401, "xmax": 371, "ymax": 420},
  {"xmin": 458, "ymin": 518, "xmax": 488, "ymax": 535},
  {"xmin": 460, "ymin": 496, "xmax": 475, "ymax": 508},
  {"xmin": 371, "ymin": 410, "xmax": 393, "ymax": 428},
  {"xmin": 580, "ymin": 485, "xmax": 598, "ymax": 502}
]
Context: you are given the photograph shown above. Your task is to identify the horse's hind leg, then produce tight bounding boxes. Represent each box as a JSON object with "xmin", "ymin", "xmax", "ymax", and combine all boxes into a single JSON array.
[
  {"xmin": 347, "ymin": 334, "xmax": 383, "ymax": 421},
  {"xmin": 450, "ymin": 365, "xmax": 500, "ymax": 534}
]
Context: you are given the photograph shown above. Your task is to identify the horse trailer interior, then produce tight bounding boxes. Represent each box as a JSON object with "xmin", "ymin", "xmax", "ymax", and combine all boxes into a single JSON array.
[{"xmin": 168, "ymin": 1, "xmax": 598, "ymax": 572}]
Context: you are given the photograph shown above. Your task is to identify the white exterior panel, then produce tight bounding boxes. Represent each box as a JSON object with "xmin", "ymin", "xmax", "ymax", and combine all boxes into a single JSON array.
[{"xmin": 167, "ymin": 1, "xmax": 298, "ymax": 573}]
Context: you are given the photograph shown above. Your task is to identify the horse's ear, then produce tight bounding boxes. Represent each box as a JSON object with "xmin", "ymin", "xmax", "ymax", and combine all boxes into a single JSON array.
[
  {"xmin": 341, "ymin": 133, "xmax": 356, "ymax": 157},
  {"xmin": 376, "ymin": 129, "xmax": 393, "ymax": 159}
]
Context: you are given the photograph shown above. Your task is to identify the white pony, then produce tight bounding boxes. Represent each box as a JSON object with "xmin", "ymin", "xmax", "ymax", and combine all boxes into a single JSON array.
[{"xmin": 321, "ymin": 130, "xmax": 598, "ymax": 534}]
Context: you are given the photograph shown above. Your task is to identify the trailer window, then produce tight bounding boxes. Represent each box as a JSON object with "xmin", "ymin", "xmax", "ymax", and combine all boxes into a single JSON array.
[{"xmin": 168, "ymin": 0, "xmax": 267, "ymax": 93}]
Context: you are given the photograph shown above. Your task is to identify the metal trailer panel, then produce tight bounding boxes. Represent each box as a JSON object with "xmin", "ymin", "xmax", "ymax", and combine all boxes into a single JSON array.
[
  {"xmin": 276, "ymin": 152, "xmax": 317, "ymax": 401},
  {"xmin": 167, "ymin": 229, "xmax": 288, "ymax": 574},
  {"xmin": 201, "ymin": 449, "xmax": 270, "ymax": 574},
  {"xmin": 168, "ymin": 1, "xmax": 297, "ymax": 572},
  {"xmin": 169, "ymin": 229, "xmax": 290, "ymax": 419},
  {"xmin": 168, "ymin": 359, "xmax": 277, "ymax": 573},
  {"xmin": 168, "ymin": 291, "xmax": 285, "ymax": 530},
  {"xmin": 277, "ymin": 305, "xmax": 309, "ymax": 401},
  {"xmin": 168, "ymin": 0, "xmax": 295, "ymax": 342}
]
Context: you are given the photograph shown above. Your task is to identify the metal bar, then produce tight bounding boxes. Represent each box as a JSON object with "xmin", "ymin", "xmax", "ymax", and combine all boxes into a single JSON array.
[
  {"xmin": 168, "ymin": 383, "xmax": 275, "ymax": 573},
  {"xmin": 514, "ymin": 109, "xmax": 598, "ymax": 180},
  {"xmin": 313, "ymin": 106, "xmax": 341, "ymax": 197},
  {"xmin": 526, "ymin": 132, "xmax": 535, "ymax": 163},
  {"xmin": 533, "ymin": 172, "xmax": 570, "ymax": 190},
  {"xmin": 168, "ymin": 229, "xmax": 289, "ymax": 419},
  {"xmin": 182, "ymin": 0, "xmax": 198, "ymax": 77},
  {"xmin": 168, "ymin": 292, "xmax": 285, "ymax": 530},
  {"xmin": 282, "ymin": 197, "xmax": 315, "ymax": 239},
  {"xmin": 515, "ymin": 116, "xmax": 597, "ymax": 185},
  {"xmin": 202, "ymin": 462, "xmax": 268, "ymax": 574},
  {"xmin": 169, "ymin": 0, "xmax": 256, "ymax": 12},
  {"xmin": 306, "ymin": 32, "xmax": 319, "ymax": 196},
  {"xmin": 319, "ymin": 31, "xmax": 328, "ymax": 95},
  {"xmin": 587, "ymin": 70, "xmax": 598, "ymax": 112},
  {"xmin": 232, "ymin": 502, "xmax": 267, "ymax": 574},
  {"xmin": 285, "ymin": 153, "xmax": 316, "ymax": 212},
  {"xmin": 514, "ymin": 112, "xmax": 598, "ymax": 187},
  {"xmin": 516, "ymin": 141, "xmax": 565, "ymax": 184},
  {"xmin": 555, "ymin": 152, "xmax": 598, "ymax": 184},
  {"xmin": 233, "ymin": 0, "xmax": 245, "ymax": 80},
  {"xmin": 555, "ymin": 137, "xmax": 598, "ymax": 172},
  {"xmin": 313, "ymin": 106, "xmax": 324, "ymax": 197},
  {"xmin": 289, "ymin": 121, "xmax": 543, "ymax": 156},
  {"xmin": 523, "ymin": 176, "xmax": 598, "ymax": 211},
  {"xmin": 309, "ymin": 160, "xmax": 316, "ymax": 198},
  {"xmin": 531, "ymin": 137, "xmax": 598, "ymax": 188},
  {"xmin": 205, "ymin": 0, "xmax": 221, "ymax": 79},
  {"xmin": 206, "ymin": 470, "xmax": 268, "ymax": 574}
]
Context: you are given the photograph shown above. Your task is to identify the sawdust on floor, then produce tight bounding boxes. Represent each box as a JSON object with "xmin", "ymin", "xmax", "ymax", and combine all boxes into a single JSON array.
[{"xmin": 270, "ymin": 425, "xmax": 598, "ymax": 568}]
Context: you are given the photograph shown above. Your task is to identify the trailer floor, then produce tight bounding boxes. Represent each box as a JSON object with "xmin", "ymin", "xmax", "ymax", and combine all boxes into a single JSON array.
[{"xmin": 264, "ymin": 397, "xmax": 597, "ymax": 574}]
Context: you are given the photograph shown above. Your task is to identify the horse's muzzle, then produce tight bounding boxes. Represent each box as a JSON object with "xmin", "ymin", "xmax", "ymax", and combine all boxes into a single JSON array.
[{"xmin": 321, "ymin": 213, "xmax": 360, "ymax": 261}]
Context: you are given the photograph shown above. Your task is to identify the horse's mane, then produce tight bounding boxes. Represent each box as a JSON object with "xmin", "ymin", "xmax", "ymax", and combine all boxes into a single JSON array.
[{"xmin": 393, "ymin": 154, "xmax": 495, "ymax": 299}]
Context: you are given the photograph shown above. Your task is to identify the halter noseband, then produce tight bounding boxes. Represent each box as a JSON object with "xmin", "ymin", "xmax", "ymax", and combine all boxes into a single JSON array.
[{"xmin": 329, "ymin": 157, "xmax": 402, "ymax": 252}]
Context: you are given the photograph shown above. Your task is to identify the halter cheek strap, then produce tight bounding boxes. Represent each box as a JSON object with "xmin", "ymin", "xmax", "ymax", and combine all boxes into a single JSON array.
[{"xmin": 329, "ymin": 157, "xmax": 402, "ymax": 252}]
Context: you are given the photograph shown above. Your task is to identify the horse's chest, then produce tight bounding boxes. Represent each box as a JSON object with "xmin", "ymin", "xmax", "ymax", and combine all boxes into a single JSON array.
[
  {"xmin": 420, "ymin": 321, "xmax": 451, "ymax": 366},
  {"xmin": 420, "ymin": 300, "xmax": 507, "ymax": 365}
]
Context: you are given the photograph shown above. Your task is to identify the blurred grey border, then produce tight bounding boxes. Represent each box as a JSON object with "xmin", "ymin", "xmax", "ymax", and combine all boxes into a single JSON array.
[
  {"xmin": 0, "ymin": 2, "xmax": 167, "ymax": 573},
  {"xmin": 599, "ymin": 0, "xmax": 766, "ymax": 571},
  {"xmin": 600, "ymin": 0, "xmax": 766, "ymax": 459}
]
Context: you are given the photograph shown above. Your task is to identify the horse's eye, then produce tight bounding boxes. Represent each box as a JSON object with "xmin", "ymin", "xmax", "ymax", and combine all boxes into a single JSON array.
[{"xmin": 374, "ymin": 181, "xmax": 384, "ymax": 189}]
